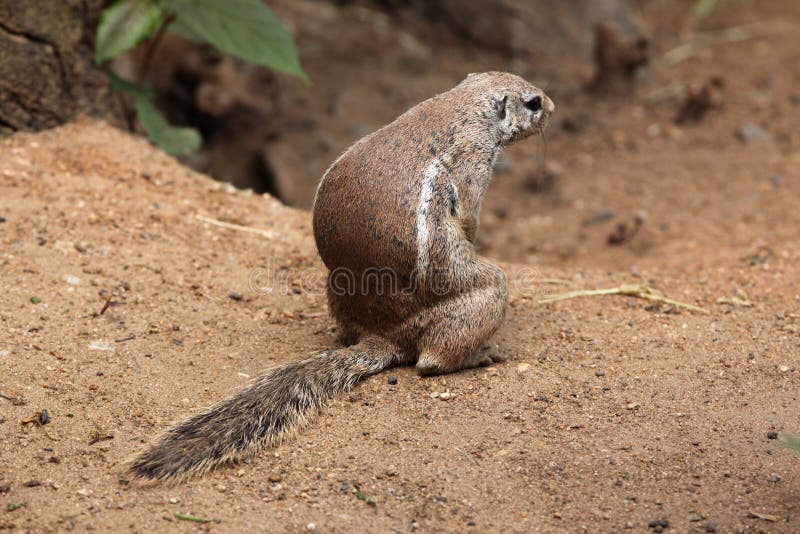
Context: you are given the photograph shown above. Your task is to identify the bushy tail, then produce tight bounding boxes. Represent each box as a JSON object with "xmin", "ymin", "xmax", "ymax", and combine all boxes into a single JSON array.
[{"xmin": 130, "ymin": 341, "xmax": 394, "ymax": 481}]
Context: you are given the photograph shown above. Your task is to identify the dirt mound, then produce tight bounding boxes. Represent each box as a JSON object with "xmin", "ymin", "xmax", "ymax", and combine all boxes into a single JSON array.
[{"xmin": 0, "ymin": 117, "xmax": 798, "ymax": 532}]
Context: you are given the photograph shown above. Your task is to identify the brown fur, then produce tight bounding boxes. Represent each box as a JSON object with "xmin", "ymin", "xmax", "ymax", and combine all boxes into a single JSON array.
[{"xmin": 130, "ymin": 72, "xmax": 553, "ymax": 480}]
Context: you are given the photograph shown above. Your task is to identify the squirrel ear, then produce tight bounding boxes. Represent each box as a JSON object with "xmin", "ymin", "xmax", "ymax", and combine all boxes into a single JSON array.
[{"xmin": 492, "ymin": 95, "xmax": 507, "ymax": 120}]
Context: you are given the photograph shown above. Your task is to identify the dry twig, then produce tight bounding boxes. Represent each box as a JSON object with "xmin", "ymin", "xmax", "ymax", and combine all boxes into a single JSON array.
[
  {"xmin": 195, "ymin": 214, "xmax": 276, "ymax": 240},
  {"xmin": 20, "ymin": 410, "xmax": 61, "ymax": 441},
  {"xmin": 716, "ymin": 292, "xmax": 754, "ymax": 307},
  {"xmin": 539, "ymin": 284, "xmax": 710, "ymax": 315}
]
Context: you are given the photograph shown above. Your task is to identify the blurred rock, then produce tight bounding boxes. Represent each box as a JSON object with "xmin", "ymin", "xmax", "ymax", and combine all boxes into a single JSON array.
[
  {"xmin": 128, "ymin": 34, "xmax": 286, "ymax": 194},
  {"xmin": 737, "ymin": 123, "xmax": 772, "ymax": 143},
  {"xmin": 582, "ymin": 209, "xmax": 616, "ymax": 227},
  {"xmin": 418, "ymin": 0, "xmax": 641, "ymax": 60},
  {"xmin": 588, "ymin": 21, "xmax": 649, "ymax": 93},
  {"xmin": 675, "ymin": 78, "xmax": 723, "ymax": 124},
  {"xmin": 0, "ymin": 1, "xmax": 122, "ymax": 133}
]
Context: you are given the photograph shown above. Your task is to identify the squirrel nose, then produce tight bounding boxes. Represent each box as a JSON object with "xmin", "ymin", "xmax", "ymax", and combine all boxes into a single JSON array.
[{"xmin": 543, "ymin": 95, "xmax": 555, "ymax": 115}]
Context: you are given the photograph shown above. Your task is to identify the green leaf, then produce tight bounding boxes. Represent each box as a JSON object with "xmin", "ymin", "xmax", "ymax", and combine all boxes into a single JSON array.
[
  {"xmin": 95, "ymin": 0, "xmax": 166, "ymax": 64},
  {"xmin": 166, "ymin": 17, "xmax": 206, "ymax": 44},
  {"xmin": 134, "ymin": 93, "xmax": 201, "ymax": 156},
  {"xmin": 161, "ymin": 0, "xmax": 309, "ymax": 84}
]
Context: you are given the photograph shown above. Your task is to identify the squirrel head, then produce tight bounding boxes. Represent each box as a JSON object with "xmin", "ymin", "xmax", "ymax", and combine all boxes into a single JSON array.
[{"xmin": 461, "ymin": 72, "xmax": 554, "ymax": 146}]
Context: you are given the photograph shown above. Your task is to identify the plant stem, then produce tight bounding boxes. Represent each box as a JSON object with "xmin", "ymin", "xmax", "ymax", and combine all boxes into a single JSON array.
[
  {"xmin": 137, "ymin": 13, "xmax": 176, "ymax": 84},
  {"xmin": 174, "ymin": 512, "xmax": 210, "ymax": 523}
]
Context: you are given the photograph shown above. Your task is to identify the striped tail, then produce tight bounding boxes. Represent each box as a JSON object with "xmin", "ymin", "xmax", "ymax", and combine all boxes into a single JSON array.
[{"xmin": 130, "ymin": 341, "xmax": 394, "ymax": 481}]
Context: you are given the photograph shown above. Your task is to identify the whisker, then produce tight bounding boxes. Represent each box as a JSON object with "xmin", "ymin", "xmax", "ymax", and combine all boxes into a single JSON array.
[{"xmin": 538, "ymin": 129, "xmax": 548, "ymax": 166}]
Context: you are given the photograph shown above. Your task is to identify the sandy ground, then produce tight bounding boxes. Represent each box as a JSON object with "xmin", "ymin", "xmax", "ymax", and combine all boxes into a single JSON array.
[{"xmin": 2, "ymin": 2, "xmax": 800, "ymax": 533}]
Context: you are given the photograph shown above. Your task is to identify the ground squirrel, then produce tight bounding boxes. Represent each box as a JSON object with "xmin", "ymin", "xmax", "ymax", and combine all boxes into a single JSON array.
[{"xmin": 130, "ymin": 72, "xmax": 554, "ymax": 480}]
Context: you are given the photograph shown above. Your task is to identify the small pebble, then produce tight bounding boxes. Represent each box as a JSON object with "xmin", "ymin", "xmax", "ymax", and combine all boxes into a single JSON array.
[
  {"xmin": 89, "ymin": 340, "xmax": 115, "ymax": 352},
  {"xmin": 38, "ymin": 409, "xmax": 50, "ymax": 425},
  {"xmin": 77, "ymin": 488, "xmax": 90, "ymax": 497},
  {"xmin": 582, "ymin": 209, "xmax": 616, "ymax": 227},
  {"xmin": 767, "ymin": 431, "xmax": 778, "ymax": 440},
  {"xmin": 228, "ymin": 292, "xmax": 244, "ymax": 301},
  {"xmin": 767, "ymin": 473, "xmax": 781, "ymax": 483},
  {"xmin": 626, "ymin": 402, "xmax": 639, "ymax": 410},
  {"xmin": 306, "ymin": 523, "xmax": 317, "ymax": 532},
  {"xmin": 779, "ymin": 365, "xmax": 790, "ymax": 372},
  {"xmin": 268, "ymin": 473, "xmax": 282, "ymax": 483},
  {"xmin": 387, "ymin": 376, "xmax": 397, "ymax": 385},
  {"xmin": 595, "ymin": 370, "xmax": 606, "ymax": 377},
  {"xmin": 705, "ymin": 524, "xmax": 717, "ymax": 533},
  {"xmin": 64, "ymin": 275, "xmax": 81, "ymax": 286},
  {"xmin": 216, "ymin": 484, "xmax": 227, "ymax": 493},
  {"xmin": 648, "ymin": 519, "xmax": 669, "ymax": 532},
  {"xmin": 438, "ymin": 391, "xmax": 453, "ymax": 401},
  {"xmin": 516, "ymin": 363, "xmax": 531, "ymax": 373},
  {"xmin": 168, "ymin": 497, "xmax": 179, "ymax": 504},
  {"xmin": 385, "ymin": 466, "xmax": 398, "ymax": 477},
  {"xmin": 737, "ymin": 122, "xmax": 772, "ymax": 143}
]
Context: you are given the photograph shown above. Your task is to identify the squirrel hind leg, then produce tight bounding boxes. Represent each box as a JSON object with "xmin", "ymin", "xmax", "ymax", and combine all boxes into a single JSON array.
[
  {"xmin": 415, "ymin": 276, "xmax": 508, "ymax": 376},
  {"xmin": 335, "ymin": 321, "xmax": 361, "ymax": 346},
  {"xmin": 326, "ymin": 286, "xmax": 362, "ymax": 346},
  {"xmin": 459, "ymin": 344, "xmax": 506, "ymax": 370}
]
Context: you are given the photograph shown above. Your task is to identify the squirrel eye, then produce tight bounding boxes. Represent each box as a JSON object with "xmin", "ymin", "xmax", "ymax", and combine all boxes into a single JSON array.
[{"xmin": 525, "ymin": 96, "xmax": 543, "ymax": 112}]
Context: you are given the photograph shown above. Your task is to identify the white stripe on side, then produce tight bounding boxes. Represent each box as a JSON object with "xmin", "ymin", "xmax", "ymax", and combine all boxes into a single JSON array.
[{"xmin": 416, "ymin": 158, "xmax": 443, "ymax": 281}]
